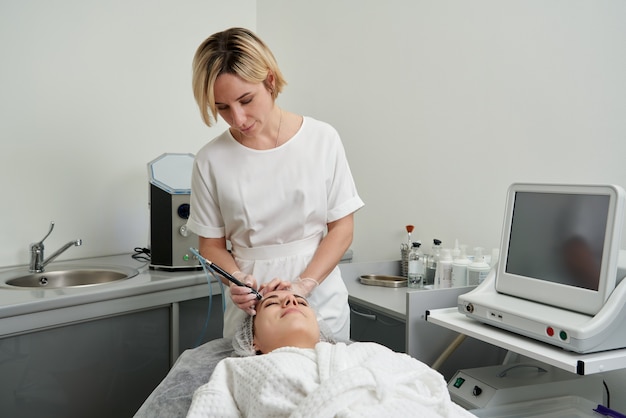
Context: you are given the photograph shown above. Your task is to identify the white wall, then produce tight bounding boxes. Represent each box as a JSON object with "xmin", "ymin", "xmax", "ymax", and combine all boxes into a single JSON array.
[
  {"xmin": 258, "ymin": 0, "xmax": 626, "ymax": 263},
  {"xmin": 257, "ymin": 0, "xmax": 626, "ymax": 409},
  {"xmin": 2, "ymin": 0, "xmax": 626, "ymax": 409},
  {"xmin": 0, "ymin": 0, "xmax": 255, "ymax": 267},
  {"xmin": 3, "ymin": 1, "xmax": 624, "ymax": 267}
]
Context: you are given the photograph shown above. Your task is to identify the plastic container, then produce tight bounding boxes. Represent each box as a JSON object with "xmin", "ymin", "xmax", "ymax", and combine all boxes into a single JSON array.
[
  {"xmin": 401, "ymin": 245, "xmax": 409, "ymax": 277},
  {"xmin": 490, "ymin": 248, "xmax": 500, "ymax": 268},
  {"xmin": 451, "ymin": 245, "xmax": 471, "ymax": 287},
  {"xmin": 424, "ymin": 239, "xmax": 442, "ymax": 287},
  {"xmin": 467, "ymin": 247, "xmax": 491, "ymax": 285},
  {"xmin": 435, "ymin": 248, "xmax": 453, "ymax": 288},
  {"xmin": 401, "ymin": 225, "xmax": 416, "ymax": 277},
  {"xmin": 407, "ymin": 242, "xmax": 425, "ymax": 289}
]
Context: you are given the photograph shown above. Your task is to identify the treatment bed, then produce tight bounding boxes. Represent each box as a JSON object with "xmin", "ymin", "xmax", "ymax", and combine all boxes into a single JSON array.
[
  {"xmin": 135, "ymin": 337, "xmax": 474, "ymax": 418},
  {"xmin": 134, "ymin": 338, "xmax": 234, "ymax": 418}
]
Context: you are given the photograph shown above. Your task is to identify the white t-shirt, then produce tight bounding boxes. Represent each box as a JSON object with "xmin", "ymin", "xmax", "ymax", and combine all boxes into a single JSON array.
[{"xmin": 187, "ymin": 116, "xmax": 364, "ymax": 338}]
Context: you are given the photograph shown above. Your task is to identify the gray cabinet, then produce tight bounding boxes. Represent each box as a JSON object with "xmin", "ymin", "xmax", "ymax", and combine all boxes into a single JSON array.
[
  {"xmin": 349, "ymin": 300, "xmax": 406, "ymax": 353},
  {"xmin": 178, "ymin": 296, "xmax": 224, "ymax": 350},
  {"xmin": 0, "ymin": 294, "xmax": 228, "ymax": 417},
  {"xmin": 0, "ymin": 308, "xmax": 170, "ymax": 418}
]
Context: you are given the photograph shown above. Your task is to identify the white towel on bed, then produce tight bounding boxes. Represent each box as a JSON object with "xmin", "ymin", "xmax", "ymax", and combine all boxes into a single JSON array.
[{"xmin": 186, "ymin": 341, "xmax": 475, "ymax": 418}]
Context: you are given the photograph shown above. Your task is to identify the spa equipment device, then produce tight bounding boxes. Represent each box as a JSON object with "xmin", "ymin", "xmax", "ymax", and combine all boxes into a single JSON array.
[
  {"xmin": 148, "ymin": 153, "xmax": 200, "ymax": 270},
  {"xmin": 448, "ymin": 362, "xmax": 604, "ymax": 410},
  {"xmin": 458, "ymin": 183, "xmax": 626, "ymax": 354}
]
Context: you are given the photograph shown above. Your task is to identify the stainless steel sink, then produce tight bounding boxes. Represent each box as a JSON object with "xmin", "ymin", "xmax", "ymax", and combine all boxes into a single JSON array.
[{"xmin": 0, "ymin": 266, "xmax": 139, "ymax": 289}]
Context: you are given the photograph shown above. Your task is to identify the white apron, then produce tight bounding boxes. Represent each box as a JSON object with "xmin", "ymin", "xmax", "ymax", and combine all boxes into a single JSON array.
[{"xmin": 223, "ymin": 232, "xmax": 350, "ymax": 341}]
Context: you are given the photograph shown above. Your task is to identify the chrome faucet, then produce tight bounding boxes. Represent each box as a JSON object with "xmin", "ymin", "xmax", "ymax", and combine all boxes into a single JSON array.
[{"xmin": 29, "ymin": 222, "xmax": 83, "ymax": 273}]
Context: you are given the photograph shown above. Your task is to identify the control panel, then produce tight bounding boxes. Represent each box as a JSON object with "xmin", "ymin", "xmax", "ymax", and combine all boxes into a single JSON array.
[
  {"xmin": 448, "ymin": 370, "xmax": 497, "ymax": 409},
  {"xmin": 448, "ymin": 363, "xmax": 604, "ymax": 411}
]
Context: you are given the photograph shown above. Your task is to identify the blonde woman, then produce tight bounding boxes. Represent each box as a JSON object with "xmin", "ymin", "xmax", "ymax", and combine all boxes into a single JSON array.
[{"xmin": 187, "ymin": 28, "xmax": 364, "ymax": 341}]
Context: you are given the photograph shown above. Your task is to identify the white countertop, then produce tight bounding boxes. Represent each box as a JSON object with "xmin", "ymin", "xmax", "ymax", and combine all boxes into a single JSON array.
[
  {"xmin": 0, "ymin": 255, "xmax": 410, "ymax": 337},
  {"xmin": 0, "ymin": 254, "xmax": 215, "ymax": 317},
  {"xmin": 339, "ymin": 260, "xmax": 410, "ymax": 321},
  {"xmin": 0, "ymin": 254, "xmax": 223, "ymax": 337}
]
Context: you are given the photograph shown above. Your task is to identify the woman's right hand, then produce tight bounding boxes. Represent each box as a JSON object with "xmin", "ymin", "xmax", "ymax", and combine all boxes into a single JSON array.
[{"xmin": 230, "ymin": 272, "xmax": 259, "ymax": 316}]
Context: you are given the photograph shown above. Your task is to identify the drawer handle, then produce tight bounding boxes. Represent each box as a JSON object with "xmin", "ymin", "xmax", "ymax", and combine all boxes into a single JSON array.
[{"xmin": 350, "ymin": 307, "xmax": 376, "ymax": 321}]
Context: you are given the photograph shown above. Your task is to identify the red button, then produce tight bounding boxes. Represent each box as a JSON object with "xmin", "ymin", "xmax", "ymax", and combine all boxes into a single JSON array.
[{"xmin": 546, "ymin": 327, "xmax": 555, "ymax": 336}]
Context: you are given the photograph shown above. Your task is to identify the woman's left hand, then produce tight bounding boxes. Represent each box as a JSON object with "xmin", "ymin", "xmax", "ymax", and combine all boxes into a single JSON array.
[{"xmin": 258, "ymin": 278, "xmax": 291, "ymax": 296}]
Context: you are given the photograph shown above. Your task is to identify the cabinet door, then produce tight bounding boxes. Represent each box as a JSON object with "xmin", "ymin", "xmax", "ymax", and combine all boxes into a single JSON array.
[
  {"xmin": 0, "ymin": 308, "xmax": 170, "ymax": 418},
  {"xmin": 178, "ymin": 296, "xmax": 224, "ymax": 351},
  {"xmin": 349, "ymin": 301, "xmax": 406, "ymax": 352}
]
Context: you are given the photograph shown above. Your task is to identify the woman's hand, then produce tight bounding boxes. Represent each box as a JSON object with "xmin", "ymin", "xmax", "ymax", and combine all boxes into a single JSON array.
[
  {"xmin": 288, "ymin": 277, "xmax": 319, "ymax": 297},
  {"xmin": 257, "ymin": 277, "xmax": 319, "ymax": 298},
  {"xmin": 230, "ymin": 272, "xmax": 260, "ymax": 316},
  {"xmin": 258, "ymin": 278, "xmax": 292, "ymax": 296}
]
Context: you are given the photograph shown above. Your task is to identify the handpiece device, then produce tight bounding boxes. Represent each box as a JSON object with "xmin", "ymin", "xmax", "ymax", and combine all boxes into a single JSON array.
[
  {"xmin": 197, "ymin": 259, "xmax": 262, "ymax": 302},
  {"xmin": 207, "ymin": 261, "xmax": 263, "ymax": 300},
  {"xmin": 189, "ymin": 247, "xmax": 262, "ymax": 300}
]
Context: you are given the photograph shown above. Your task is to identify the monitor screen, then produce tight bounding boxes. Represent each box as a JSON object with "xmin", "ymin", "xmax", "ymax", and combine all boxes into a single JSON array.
[
  {"xmin": 496, "ymin": 183, "xmax": 625, "ymax": 316},
  {"xmin": 506, "ymin": 192, "xmax": 608, "ymax": 292}
]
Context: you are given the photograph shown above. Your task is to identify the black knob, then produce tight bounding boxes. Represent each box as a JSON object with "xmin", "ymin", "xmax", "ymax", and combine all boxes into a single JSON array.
[
  {"xmin": 472, "ymin": 386, "xmax": 482, "ymax": 396},
  {"xmin": 177, "ymin": 203, "xmax": 191, "ymax": 219}
]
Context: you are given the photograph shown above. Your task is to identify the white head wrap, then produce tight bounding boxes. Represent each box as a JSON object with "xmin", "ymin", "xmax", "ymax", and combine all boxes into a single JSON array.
[{"xmin": 232, "ymin": 314, "xmax": 336, "ymax": 357}]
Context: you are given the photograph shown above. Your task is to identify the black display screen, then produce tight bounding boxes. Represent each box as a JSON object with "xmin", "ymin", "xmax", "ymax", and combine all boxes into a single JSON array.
[{"xmin": 505, "ymin": 192, "xmax": 609, "ymax": 291}]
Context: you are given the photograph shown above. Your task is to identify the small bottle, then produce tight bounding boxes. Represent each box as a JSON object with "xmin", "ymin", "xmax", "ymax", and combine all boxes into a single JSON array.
[
  {"xmin": 467, "ymin": 247, "xmax": 491, "ymax": 285},
  {"xmin": 407, "ymin": 242, "xmax": 425, "ymax": 289},
  {"xmin": 490, "ymin": 248, "xmax": 500, "ymax": 269},
  {"xmin": 436, "ymin": 248, "xmax": 453, "ymax": 288},
  {"xmin": 401, "ymin": 243, "xmax": 409, "ymax": 278},
  {"xmin": 424, "ymin": 239, "xmax": 442, "ymax": 287},
  {"xmin": 452, "ymin": 239, "xmax": 461, "ymax": 261},
  {"xmin": 451, "ymin": 244, "xmax": 471, "ymax": 287}
]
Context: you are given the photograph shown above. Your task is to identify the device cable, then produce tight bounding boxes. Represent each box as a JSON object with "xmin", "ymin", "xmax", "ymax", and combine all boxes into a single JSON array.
[
  {"xmin": 189, "ymin": 247, "xmax": 227, "ymax": 347},
  {"xmin": 603, "ymin": 380, "xmax": 610, "ymax": 409},
  {"xmin": 132, "ymin": 247, "xmax": 151, "ymax": 262}
]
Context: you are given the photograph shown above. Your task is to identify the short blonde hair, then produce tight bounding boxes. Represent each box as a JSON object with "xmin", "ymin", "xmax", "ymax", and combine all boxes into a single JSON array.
[{"xmin": 192, "ymin": 27, "xmax": 287, "ymax": 127}]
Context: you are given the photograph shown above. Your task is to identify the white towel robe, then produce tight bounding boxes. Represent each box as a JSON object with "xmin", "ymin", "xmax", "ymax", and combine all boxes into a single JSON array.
[{"xmin": 186, "ymin": 342, "xmax": 476, "ymax": 418}]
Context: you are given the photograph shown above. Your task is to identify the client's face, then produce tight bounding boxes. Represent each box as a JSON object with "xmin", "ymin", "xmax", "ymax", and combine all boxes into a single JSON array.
[{"xmin": 253, "ymin": 290, "xmax": 320, "ymax": 354}]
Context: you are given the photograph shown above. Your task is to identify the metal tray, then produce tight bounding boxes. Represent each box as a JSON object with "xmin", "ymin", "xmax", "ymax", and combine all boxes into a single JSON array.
[{"xmin": 359, "ymin": 274, "xmax": 407, "ymax": 288}]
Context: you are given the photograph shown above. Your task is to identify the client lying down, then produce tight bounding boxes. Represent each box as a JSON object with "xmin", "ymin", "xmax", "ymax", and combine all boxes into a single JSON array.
[{"xmin": 186, "ymin": 290, "xmax": 475, "ymax": 418}]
